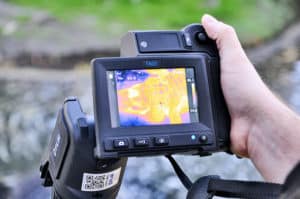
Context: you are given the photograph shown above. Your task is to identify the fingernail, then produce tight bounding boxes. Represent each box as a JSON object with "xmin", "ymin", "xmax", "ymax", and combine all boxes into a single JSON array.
[{"xmin": 202, "ymin": 14, "xmax": 218, "ymax": 24}]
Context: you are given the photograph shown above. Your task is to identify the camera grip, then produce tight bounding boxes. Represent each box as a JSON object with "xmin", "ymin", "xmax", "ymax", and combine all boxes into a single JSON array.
[
  {"xmin": 40, "ymin": 97, "xmax": 127, "ymax": 199},
  {"xmin": 207, "ymin": 58, "xmax": 231, "ymax": 150}
]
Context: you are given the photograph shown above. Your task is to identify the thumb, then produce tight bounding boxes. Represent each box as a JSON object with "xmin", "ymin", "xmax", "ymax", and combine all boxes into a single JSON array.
[{"xmin": 201, "ymin": 14, "xmax": 243, "ymax": 57}]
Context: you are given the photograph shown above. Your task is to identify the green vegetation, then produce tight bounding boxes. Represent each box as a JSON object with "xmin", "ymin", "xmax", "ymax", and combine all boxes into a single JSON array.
[
  {"xmin": 15, "ymin": 15, "xmax": 31, "ymax": 24},
  {"xmin": 9, "ymin": 0, "xmax": 295, "ymax": 44}
]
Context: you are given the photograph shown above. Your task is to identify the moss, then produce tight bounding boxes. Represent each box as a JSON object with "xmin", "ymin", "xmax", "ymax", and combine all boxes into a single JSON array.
[{"xmin": 15, "ymin": 15, "xmax": 31, "ymax": 24}]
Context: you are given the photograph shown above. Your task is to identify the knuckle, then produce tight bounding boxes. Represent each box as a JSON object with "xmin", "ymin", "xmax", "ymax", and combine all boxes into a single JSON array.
[{"xmin": 221, "ymin": 24, "xmax": 236, "ymax": 35}]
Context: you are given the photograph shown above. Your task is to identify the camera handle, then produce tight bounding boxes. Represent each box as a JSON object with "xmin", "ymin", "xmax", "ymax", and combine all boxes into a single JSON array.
[{"xmin": 40, "ymin": 97, "xmax": 127, "ymax": 199}]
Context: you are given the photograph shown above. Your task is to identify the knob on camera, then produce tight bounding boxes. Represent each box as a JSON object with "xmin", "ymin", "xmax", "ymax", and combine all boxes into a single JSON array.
[
  {"xmin": 182, "ymin": 24, "xmax": 209, "ymax": 46},
  {"xmin": 196, "ymin": 32, "xmax": 208, "ymax": 42}
]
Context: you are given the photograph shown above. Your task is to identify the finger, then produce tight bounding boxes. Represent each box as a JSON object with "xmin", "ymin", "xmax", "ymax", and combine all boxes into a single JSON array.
[{"xmin": 201, "ymin": 14, "xmax": 240, "ymax": 51}]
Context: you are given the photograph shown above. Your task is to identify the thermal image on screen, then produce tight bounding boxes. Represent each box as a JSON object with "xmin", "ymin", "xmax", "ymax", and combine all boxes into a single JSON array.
[{"xmin": 111, "ymin": 68, "xmax": 196, "ymax": 127}]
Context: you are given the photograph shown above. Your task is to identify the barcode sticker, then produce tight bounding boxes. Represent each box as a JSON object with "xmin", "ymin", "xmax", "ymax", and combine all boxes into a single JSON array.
[{"xmin": 81, "ymin": 167, "xmax": 121, "ymax": 192}]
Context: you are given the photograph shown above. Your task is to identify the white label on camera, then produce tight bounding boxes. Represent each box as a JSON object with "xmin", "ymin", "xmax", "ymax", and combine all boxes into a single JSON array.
[
  {"xmin": 81, "ymin": 167, "xmax": 121, "ymax": 192},
  {"xmin": 52, "ymin": 134, "xmax": 61, "ymax": 157}
]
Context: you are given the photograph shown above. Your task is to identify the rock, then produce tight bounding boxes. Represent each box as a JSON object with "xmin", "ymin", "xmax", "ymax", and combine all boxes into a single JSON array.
[
  {"xmin": 0, "ymin": 1, "xmax": 118, "ymax": 68},
  {"xmin": 2, "ymin": 21, "xmax": 18, "ymax": 36},
  {"xmin": 0, "ymin": 182, "xmax": 11, "ymax": 199},
  {"xmin": 247, "ymin": 22, "xmax": 300, "ymax": 67},
  {"xmin": 13, "ymin": 174, "xmax": 51, "ymax": 199},
  {"xmin": 31, "ymin": 11, "xmax": 56, "ymax": 26}
]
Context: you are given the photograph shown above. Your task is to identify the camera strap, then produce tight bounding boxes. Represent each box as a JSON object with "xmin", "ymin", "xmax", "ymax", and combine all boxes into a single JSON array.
[{"xmin": 166, "ymin": 155, "xmax": 283, "ymax": 199}]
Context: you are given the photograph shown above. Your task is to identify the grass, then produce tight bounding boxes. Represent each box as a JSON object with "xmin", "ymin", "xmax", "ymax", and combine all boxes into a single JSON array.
[{"xmin": 9, "ymin": 0, "xmax": 295, "ymax": 44}]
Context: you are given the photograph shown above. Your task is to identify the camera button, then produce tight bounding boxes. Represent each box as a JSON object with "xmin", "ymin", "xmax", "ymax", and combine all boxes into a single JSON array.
[
  {"xmin": 196, "ymin": 32, "xmax": 207, "ymax": 42},
  {"xmin": 134, "ymin": 138, "xmax": 149, "ymax": 147},
  {"xmin": 154, "ymin": 136, "xmax": 169, "ymax": 146},
  {"xmin": 77, "ymin": 118, "xmax": 88, "ymax": 138},
  {"xmin": 183, "ymin": 33, "xmax": 192, "ymax": 47},
  {"xmin": 199, "ymin": 135, "xmax": 208, "ymax": 143},
  {"xmin": 113, "ymin": 139, "xmax": 129, "ymax": 148}
]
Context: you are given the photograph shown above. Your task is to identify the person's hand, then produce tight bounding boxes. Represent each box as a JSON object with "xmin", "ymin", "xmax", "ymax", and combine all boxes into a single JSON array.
[
  {"xmin": 201, "ymin": 14, "xmax": 300, "ymax": 183},
  {"xmin": 202, "ymin": 14, "xmax": 268, "ymax": 158}
]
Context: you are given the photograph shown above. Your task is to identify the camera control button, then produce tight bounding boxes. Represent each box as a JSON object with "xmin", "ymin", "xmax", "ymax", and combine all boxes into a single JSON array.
[
  {"xmin": 113, "ymin": 139, "xmax": 129, "ymax": 148},
  {"xmin": 196, "ymin": 32, "xmax": 207, "ymax": 42},
  {"xmin": 199, "ymin": 135, "xmax": 208, "ymax": 143},
  {"xmin": 183, "ymin": 33, "xmax": 192, "ymax": 47},
  {"xmin": 134, "ymin": 138, "xmax": 149, "ymax": 147},
  {"xmin": 155, "ymin": 136, "xmax": 169, "ymax": 146},
  {"xmin": 77, "ymin": 118, "xmax": 88, "ymax": 138}
]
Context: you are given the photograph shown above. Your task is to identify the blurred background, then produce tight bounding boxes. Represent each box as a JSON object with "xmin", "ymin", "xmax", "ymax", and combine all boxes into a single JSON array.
[{"xmin": 0, "ymin": 0, "xmax": 300, "ymax": 198}]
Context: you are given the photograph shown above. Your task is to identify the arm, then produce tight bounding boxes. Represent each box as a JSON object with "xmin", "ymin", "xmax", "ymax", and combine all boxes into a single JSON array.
[{"xmin": 201, "ymin": 14, "xmax": 300, "ymax": 183}]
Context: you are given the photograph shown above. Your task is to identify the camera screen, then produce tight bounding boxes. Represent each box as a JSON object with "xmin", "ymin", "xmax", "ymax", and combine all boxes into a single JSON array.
[{"xmin": 107, "ymin": 68, "xmax": 199, "ymax": 127}]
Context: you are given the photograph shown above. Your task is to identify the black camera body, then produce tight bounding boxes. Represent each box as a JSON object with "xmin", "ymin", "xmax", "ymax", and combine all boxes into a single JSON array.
[{"xmin": 92, "ymin": 24, "xmax": 230, "ymax": 159}]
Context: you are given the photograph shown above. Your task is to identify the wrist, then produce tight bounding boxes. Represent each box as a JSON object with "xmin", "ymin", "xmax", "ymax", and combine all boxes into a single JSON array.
[{"xmin": 247, "ymin": 91, "xmax": 300, "ymax": 183}]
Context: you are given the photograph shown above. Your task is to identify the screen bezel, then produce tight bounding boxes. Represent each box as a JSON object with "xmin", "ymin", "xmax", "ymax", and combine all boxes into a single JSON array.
[{"xmin": 92, "ymin": 56, "xmax": 215, "ymax": 141}]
